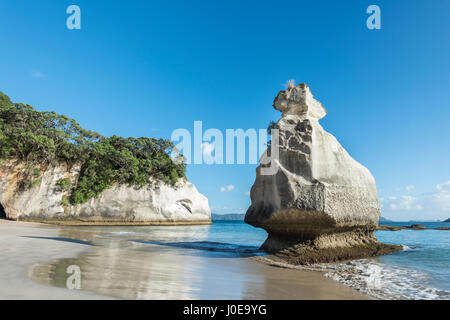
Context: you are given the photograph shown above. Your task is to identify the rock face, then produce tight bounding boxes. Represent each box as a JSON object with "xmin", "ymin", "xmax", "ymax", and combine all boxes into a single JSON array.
[
  {"xmin": 0, "ymin": 159, "xmax": 211, "ymax": 224},
  {"xmin": 245, "ymin": 83, "xmax": 400, "ymax": 264}
]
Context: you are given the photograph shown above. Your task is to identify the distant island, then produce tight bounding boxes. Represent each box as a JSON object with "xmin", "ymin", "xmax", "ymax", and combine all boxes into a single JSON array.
[
  {"xmin": 211, "ymin": 213, "xmax": 245, "ymax": 221},
  {"xmin": 444, "ymin": 218, "xmax": 450, "ymax": 222},
  {"xmin": 379, "ymin": 216, "xmax": 392, "ymax": 222}
]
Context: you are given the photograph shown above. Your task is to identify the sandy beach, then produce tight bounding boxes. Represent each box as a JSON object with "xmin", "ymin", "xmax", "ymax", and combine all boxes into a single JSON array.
[{"xmin": 0, "ymin": 219, "xmax": 370, "ymax": 300}]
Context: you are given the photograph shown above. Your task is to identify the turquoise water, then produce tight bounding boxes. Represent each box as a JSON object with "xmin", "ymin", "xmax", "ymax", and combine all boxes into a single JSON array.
[
  {"xmin": 204, "ymin": 220, "xmax": 450, "ymax": 299},
  {"xmin": 100, "ymin": 220, "xmax": 449, "ymax": 299},
  {"xmin": 206, "ymin": 220, "xmax": 450, "ymax": 299},
  {"xmin": 319, "ymin": 221, "xmax": 449, "ymax": 300},
  {"xmin": 372, "ymin": 221, "xmax": 450, "ymax": 298}
]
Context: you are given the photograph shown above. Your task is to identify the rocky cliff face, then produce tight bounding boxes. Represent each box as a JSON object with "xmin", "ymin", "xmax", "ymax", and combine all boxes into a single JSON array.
[
  {"xmin": 0, "ymin": 159, "xmax": 211, "ymax": 224},
  {"xmin": 245, "ymin": 83, "xmax": 400, "ymax": 264}
]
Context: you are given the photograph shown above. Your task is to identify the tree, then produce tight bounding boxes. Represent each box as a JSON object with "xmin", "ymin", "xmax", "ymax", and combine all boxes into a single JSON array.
[{"xmin": 0, "ymin": 91, "xmax": 186, "ymax": 205}]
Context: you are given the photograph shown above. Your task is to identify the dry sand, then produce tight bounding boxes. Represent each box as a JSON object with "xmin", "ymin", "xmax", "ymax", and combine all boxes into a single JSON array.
[{"xmin": 0, "ymin": 220, "xmax": 370, "ymax": 300}]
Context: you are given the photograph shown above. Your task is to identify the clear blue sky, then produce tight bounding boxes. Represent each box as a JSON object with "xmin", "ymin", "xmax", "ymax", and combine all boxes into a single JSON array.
[{"xmin": 0, "ymin": 0, "xmax": 449, "ymax": 220}]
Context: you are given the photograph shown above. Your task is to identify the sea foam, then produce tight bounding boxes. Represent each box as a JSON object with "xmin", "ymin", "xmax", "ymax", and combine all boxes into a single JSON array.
[{"xmin": 324, "ymin": 259, "xmax": 450, "ymax": 300}]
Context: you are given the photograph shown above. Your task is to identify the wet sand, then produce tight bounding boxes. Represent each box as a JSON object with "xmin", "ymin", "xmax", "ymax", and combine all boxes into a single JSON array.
[
  {"xmin": 0, "ymin": 220, "xmax": 370, "ymax": 300},
  {"xmin": 0, "ymin": 220, "xmax": 110, "ymax": 299}
]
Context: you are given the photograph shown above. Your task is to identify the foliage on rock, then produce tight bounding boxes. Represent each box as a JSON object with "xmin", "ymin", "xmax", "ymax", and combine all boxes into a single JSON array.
[{"xmin": 0, "ymin": 91, "xmax": 186, "ymax": 205}]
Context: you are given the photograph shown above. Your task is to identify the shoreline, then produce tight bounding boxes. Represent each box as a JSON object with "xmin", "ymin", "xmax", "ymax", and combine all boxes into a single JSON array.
[
  {"xmin": 17, "ymin": 218, "xmax": 212, "ymax": 226},
  {"xmin": 0, "ymin": 219, "xmax": 371, "ymax": 300},
  {"xmin": 0, "ymin": 219, "xmax": 111, "ymax": 299}
]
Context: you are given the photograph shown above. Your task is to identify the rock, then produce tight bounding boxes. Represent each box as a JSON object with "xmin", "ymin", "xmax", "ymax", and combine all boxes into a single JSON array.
[
  {"xmin": 378, "ymin": 224, "xmax": 450, "ymax": 231},
  {"xmin": 376, "ymin": 225, "xmax": 405, "ymax": 231},
  {"xmin": 0, "ymin": 159, "xmax": 211, "ymax": 225},
  {"xmin": 245, "ymin": 83, "xmax": 400, "ymax": 264},
  {"xmin": 0, "ymin": 203, "xmax": 6, "ymax": 219},
  {"xmin": 377, "ymin": 224, "xmax": 428, "ymax": 231},
  {"xmin": 409, "ymin": 224, "xmax": 427, "ymax": 230}
]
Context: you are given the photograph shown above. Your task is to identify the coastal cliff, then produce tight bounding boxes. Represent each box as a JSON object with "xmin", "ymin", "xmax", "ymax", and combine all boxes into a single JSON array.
[
  {"xmin": 245, "ymin": 83, "xmax": 400, "ymax": 264},
  {"xmin": 0, "ymin": 92, "xmax": 210, "ymax": 225},
  {"xmin": 0, "ymin": 159, "xmax": 210, "ymax": 224}
]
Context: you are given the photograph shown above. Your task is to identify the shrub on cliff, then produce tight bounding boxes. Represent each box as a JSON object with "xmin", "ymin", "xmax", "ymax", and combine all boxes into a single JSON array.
[
  {"xmin": 0, "ymin": 91, "xmax": 186, "ymax": 205},
  {"xmin": 70, "ymin": 135, "xmax": 184, "ymax": 204}
]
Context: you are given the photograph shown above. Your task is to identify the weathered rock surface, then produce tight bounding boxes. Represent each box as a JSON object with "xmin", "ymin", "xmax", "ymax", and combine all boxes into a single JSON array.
[
  {"xmin": 245, "ymin": 83, "xmax": 400, "ymax": 263},
  {"xmin": 0, "ymin": 159, "xmax": 211, "ymax": 224}
]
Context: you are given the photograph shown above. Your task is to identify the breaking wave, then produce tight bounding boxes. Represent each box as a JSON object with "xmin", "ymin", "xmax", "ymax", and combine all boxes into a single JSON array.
[{"xmin": 324, "ymin": 259, "xmax": 450, "ymax": 300}]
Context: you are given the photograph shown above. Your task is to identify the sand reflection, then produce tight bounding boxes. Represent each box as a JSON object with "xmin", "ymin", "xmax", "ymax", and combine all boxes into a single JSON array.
[{"xmin": 28, "ymin": 225, "xmax": 368, "ymax": 300}]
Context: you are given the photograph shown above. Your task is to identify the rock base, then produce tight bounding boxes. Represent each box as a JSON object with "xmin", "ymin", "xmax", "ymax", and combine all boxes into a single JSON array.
[{"xmin": 260, "ymin": 229, "xmax": 402, "ymax": 265}]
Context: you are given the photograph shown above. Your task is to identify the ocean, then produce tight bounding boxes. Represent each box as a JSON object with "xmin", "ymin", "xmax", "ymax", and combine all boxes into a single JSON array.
[
  {"xmin": 351, "ymin": 221, "xmax": 450, "ymax": 300},
  {"xmin": 100, "ymin": 220, "xmax": 450, "ymax": 300},
  {"xmin": 33, "ymin": 221, "xmax": 450, "ymax": 300}
]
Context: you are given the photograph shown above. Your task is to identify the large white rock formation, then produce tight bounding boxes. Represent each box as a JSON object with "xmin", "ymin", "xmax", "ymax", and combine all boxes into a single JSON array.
[
  {"xmin": 245, "ymin": 83, "xmax": 399, "ymax": 263},
  {"xmin": 0, "ymin": 159, "xmax": 211, "ymax": 224}
]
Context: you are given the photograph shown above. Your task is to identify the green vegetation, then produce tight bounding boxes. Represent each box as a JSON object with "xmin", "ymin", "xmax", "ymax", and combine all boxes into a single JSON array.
[
  {"xmin": 267, "ymin": 120, "xmax": 276, "ymax": 135},
  {"xmin": 0, "ymin": 91, "xmax": 185, "ymax": 205},
  {"xmin": 60, "ymin": 195, "xmax": 70, "ymax": 207},
  {"xmin": 267, "ymin": 120, "xmax": 277, "ymax": 147},
  {"xmin": 56, "ymin": 178, "xmax": 71, "ymax": 191},
  {"xmin": 20, "ymin": 164, "xmax": 42, "ymax": 190}
]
